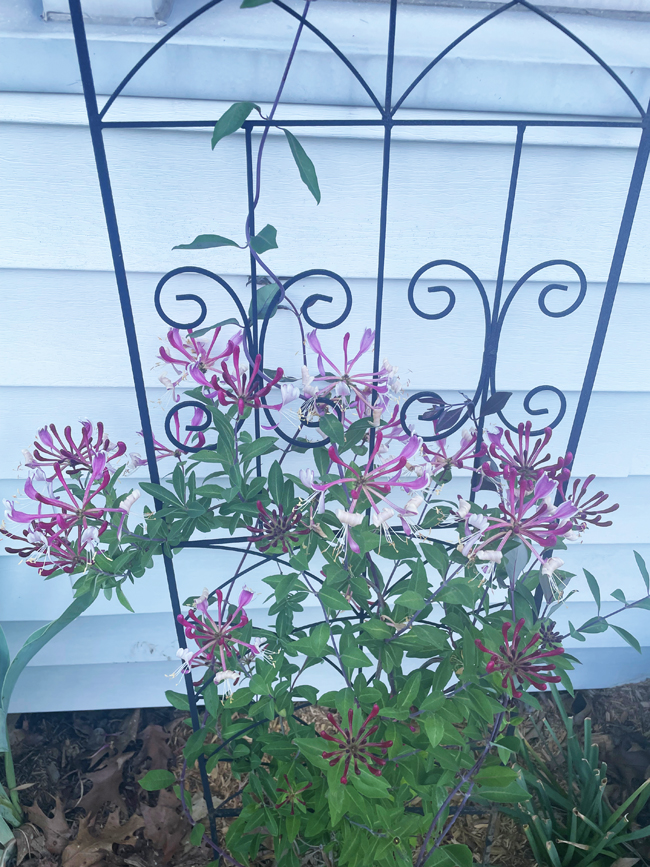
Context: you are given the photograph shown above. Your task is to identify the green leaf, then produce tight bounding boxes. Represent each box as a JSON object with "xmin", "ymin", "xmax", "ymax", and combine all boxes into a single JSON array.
[
  {"xmin": 250, "ymin": 224, "xmax": 278, "ymax": 255},
  {"xmin": 240, "ymin": 0, "xmax": 273, "ymax": 7},
  {"xmin": 611, "ymin": 588, "xmax": 626, "ymax": 603},
  {"xmin": 584, "ymin": 568, "xmax": 600, "ymax": 613},
  {"xmin": 283, "ymin": 129, "xmax": 321, "ymax": 203},
  {"xmin": 212, "ymin": 101, "xmax": 259, "ymax": 148},
  {"xmin": 348, "ymin": 769, "xmax": 392, "ymax": 800},
  {"xmin": 190, "ymin": 822, "xmax": 206, "ymax": 846},
  {"xmin": 319, "ymin": 414, "xmax": 345, "ymax": 446},
  {"xmin": 139, "ymin": 481, "xmax": 183, "ymax": 507},
  {"xmin": 190, "ymin": 318, "xmax": 243, "ymax": 338},
  {"xmin": 203, "ymin": 682, "xmax": 221, "ymax": 719},
  {"xmin": 173, "ymin": 234, "xmax": 239, "ymax": 251},
  {"xmin": 240, "ymin": 437, "xmax": 278, "ymax": 462},
  {"xmin": 475, "ymin": 765, "xmax": 518, "ymax": 786},
  {"xmin": 428, "ymin": 843, "xmax": 473, "ymax": 867},
  {"xmin": 139, "ymin": 769, "xmax": 176, "ymax": 791},
  {"xmin": 0, "ymin": 589, "xmax": 98, "ymax": 752},
  {"xmin": 0, "ymin": 815, "xmax": 14, "ymax": 846},
  {"xmin": 635, "ymin": 550, "xmax": 650, "ymax": 592},
  {"xmin": 475, "ymin": 782, "xmax": 531, "ymax": 803},
  {"xmin": 0, "ymin": 627, "xmax": 10, "ymax": 688},
  {"xmin": 577, "ymin": 617, "xmax": 608, "ymax": 634},
  {"xmin": 165, "ymin": 689, "xmax": 190, "ymax": 711},
  {"xmin": 421, "ymin": 542, "xmax": 449, "ymax": 576},
  {"xmin": 611, "ymin": 623, "xmax": 642, "ymax": 654},
  {"xmin": 424, "ymin": 716, "xmax": 444, "ymax": 749},
  {"xmin": 394, "ymin": 590, "xmax": 424, "ymax": 610},
  {"xmin": 340, "ymin": 645, "xmax": 373, "ymax": 668},
  {"xmin": 115, "ymin": 585, "xmax": 134, "ymax": 613},
  {"xmin": 319, "ymin": 585, "xmax": 352, "ymax": 612}
]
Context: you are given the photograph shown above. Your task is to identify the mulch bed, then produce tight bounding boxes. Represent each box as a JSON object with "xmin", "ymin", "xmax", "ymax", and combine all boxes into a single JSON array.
[{"xmin": 4, "ymin": 680, "xmax": 650, "ymax": 867}]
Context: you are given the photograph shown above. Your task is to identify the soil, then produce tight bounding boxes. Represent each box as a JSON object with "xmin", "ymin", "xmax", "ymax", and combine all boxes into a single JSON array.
[{"xmin": 4, "ymin": 680, "xmax": 650, "ymax": 867}]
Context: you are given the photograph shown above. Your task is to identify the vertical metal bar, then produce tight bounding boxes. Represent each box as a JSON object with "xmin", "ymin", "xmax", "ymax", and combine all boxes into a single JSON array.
[
  {"xmin": 371, "ymin": 0, "xmax": 398, "ymax": 389},
  {"xmin": 493, "ymin": 124, "xmax": 525, "ymax": 319},
  {"xmin": 68, "ymin": 0, "xmax": 217, "ymax": 843},
  {"xmin": 245, "ymin": 126, "xmax": 263, "ymax": 477},
  {"xmin": 565, "ymin": 121, "xmax": 650, "ymax": 466}
]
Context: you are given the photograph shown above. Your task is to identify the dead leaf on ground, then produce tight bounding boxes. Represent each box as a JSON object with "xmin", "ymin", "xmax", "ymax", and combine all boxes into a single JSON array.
[
  {"xmin": 26, "ymin": 796, "xmax": 71, "ymax": 855},
  {"xmin": 141, "ymin": 789, "xmax": 188, "ymax": 863},
  {"xmin": 135, "ymin": 724, "xmax": 172, "ymax": 771},
  {"xmin": 14, "ymin": 822, "xmax": 49, "ymax": 865},
  {"xmin": 61, "ymin": 811, "xmax": 143, "ymax": 867},
  {"xmin": 78, "ymin": 752, "xmax": 134, "ymax": 816},
  {"xmin": 113, "ymin": 710, "xmax": 141, "ymax": 756}
]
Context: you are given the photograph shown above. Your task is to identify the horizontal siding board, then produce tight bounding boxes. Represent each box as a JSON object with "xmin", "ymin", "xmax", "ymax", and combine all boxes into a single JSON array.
[{"xmin": 2, "ymin": 119, "xmax": 650, "ymax": 280}]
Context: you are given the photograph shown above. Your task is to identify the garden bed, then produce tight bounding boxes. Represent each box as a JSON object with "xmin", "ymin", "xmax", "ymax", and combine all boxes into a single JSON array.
[{"xmin": 5, "ymin": 678, "xmax": 650, "ymax": 867}]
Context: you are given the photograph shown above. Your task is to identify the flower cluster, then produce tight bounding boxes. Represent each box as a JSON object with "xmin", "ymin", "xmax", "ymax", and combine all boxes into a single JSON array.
[
  {"xmin": 3, "ymin": 422, "xmax": 137, "ymax": 578},
  {"xmin": 319, "ymin": 704, "xmax": 393, "ymax": 785},
  {"xmin": 475, "ymin": 619, "xmax": 564, "ymax": 698},
  {"xmin": 176, "ymin": 588, "xmax": 259, "ymax": 682}
]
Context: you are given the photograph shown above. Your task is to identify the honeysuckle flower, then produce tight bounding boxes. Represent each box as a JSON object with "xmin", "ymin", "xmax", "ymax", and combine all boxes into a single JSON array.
[
  {"xmin": 423, "ymin": 428, "xmax": 487, "ymax": 475},
  {"xmin": 539, "ymin": 619, "xmax": 563, "ymax": 650},
  {"xmin": 215, "ymin": 669, "xmax": 238, "ymax": 685},
  {"xmin": 126, "ymin": 452, "xmax": 147, "ymax": 473},
  {"xmin": 211, "ymin": 346, "xmax": 283, "ymax": 416},
  {"xmin": 121, "ymin": 489, "xmax": 140, "ymax": 513},
  {"xmin": 246, "ymin": 501, "xmax": 309, "ymax": 553},
  {"xmin": 541, "ymin": 556, "xmax": 564, "ymax": 576},
  {"xmin": 456, "ymin": 497, "xmax": 472, "ymax": 520},
  {"xmin": 298, "ymin": 468, "xmax": 315, "ymax": 489},
  {"xmin": 469, "ymin": 470, "xmax": 577, "ymax": 563},
  {"xmin": 314, "ymin": 433, "xmax": 428, "ymax": 541},
  {"xmin": 482, "ymin": 422, "xmax": 571, "ymax": 490},
  {"xmin": 177, "ymin": 587, "xmax": 259, "ymax": 675},
  {"xmin": 159, "ymin": 326, "xmax": 242, "ymax": 390},
  {"xmin": 475, "ymin": 618, "xmax": 564, "ymax": 698},
  {"xmin": 477, "ymin": 550, "xmax": 502, "ymax": 563},
  {"xmin": 306, "ymin": 329, "xmax": 390, "ymax": 414},
  {"xmin": 24, "ymin": 421, "xmax": 126, "ymax": 479},
  {"xmin": 80, "ymin": 526, "xmax": 100, "ymax": 553},
  {"xmin": 301, "ymin": 365, "xmax": 318, "ymax": 398},
  {"xmin": 275, "ymin": 776, "xmax": 313, "ymax": 814},
  {"xmin": 280, "ymin": 383, "xmax": 301, "ymax": 406},
  {"xmin": 333, "ymin": 508, "xmax": 364, "ymax": 554},
  {"xmin": 319, "ymin": 704, "xmax": 393, "ymax": 785},
  {"xmin": 371, "ymin": 506, "xmax": 395, "ymax": 545},
  {"xmin": 564, "ymin": 475, "xmax": 619, "ymax": 530}
]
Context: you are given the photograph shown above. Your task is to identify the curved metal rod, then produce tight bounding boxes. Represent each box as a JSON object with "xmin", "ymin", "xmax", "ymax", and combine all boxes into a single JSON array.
[
  {"xmin": 165, "ymin": 400, "xmax": 216, "ymax": 453},
  {"xmin": 391, "ymin": 0, "xmax": 518, "ymax": 116},
  {"xmin": 271, "ymin": 0, "xmax": 384, "ymax": 114},
  {"xmin": 99, "ymin": 0, "xmax": 384, "ymax": 121},
  {"xmin": 290, "ymin": 269, "xmax": 353, "ymax": 330},
  {"xmin": 99, "ymin": 0, "xmax": 226, "ymax": 120},
  {"xmin": 408, "ymin": 259, "xmax": 491, "ymax": 327},
  {"xmin": 154, "ymin": 266, "xmax": 253, "ymax": 350},
  {"xmin": 517, "ymin": 0, "xmax": 645, "ymax": 118},
  {"xmin": 392, "ymin": 0, "xmax": 644, "ymax": 118},
  {"xmin": 497, "ymin": 259, "xmax": 587, "ymax": 328},
  {"xmin": 495, "ymin": 384, "xmax": 567, "ymax": 434}
]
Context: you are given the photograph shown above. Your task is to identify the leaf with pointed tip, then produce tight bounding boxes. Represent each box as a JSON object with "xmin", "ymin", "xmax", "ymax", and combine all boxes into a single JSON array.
[
  {"xmin": 283, "ymin": 130, "xmax": 321, "ymax": 203},
  {"xmin": 584, "ymin": 568, "xmax": 600, "ymax": 613},
  {"xmin": 191, "ymin": 318, "xmax": 243, "ymax": 337},
  {"xmin": 173, "ymin": 234, "xmax": 239, "ymax": 251},
  {"xmin": 635, "ymin": 550, "xmax": 650, "ymax": 592},
  {"xmin": 211, "ymin": 102, "xmax": 260, "ymax": 149},
  {"xmin": 611, "ymin": 624, "xmax": 641, "ymax": 654},
  {"xmin": 240, "ymin": 0, "xmax": 272, "ymax": 6},
  {"xmin": 250, "ymin": 281, "xmax": 281, "ymax": 321},
  {"xmin": 250, "ymin": 224, "xmax": 278, "ymax": 255},
  {"xmin": 480, "ymin": 391, "xmax": 513, "ymax": 417}
]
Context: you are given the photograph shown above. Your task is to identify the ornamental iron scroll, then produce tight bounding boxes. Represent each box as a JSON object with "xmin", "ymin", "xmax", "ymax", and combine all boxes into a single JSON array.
[{"xmin": 68, "ymin": 0, "xmax": 650, "ymax": 848}]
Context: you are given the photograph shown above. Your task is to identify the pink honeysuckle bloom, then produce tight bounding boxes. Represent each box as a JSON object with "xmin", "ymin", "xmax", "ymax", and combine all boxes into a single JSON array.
[
  {"xmin": 24, "ymin": 421, "xmax": 126, "ymax": 479},
  {"xmin": 319, "ymin": 704, "xmax": 393, "ymax": 785},
  {"xmin": 468, "ymin": 469, "xmax": 577, "ymax": 564},
  {"xmin": 5, "ymin": 458, "xmax": 131, "ymax": 541},
  {"xmin": 176, "ymin": 587, "xmax": 260, "ymax": 675},
  {"xmin": 563, "ymin": 474, "xmax": 619, "ymax": 530},
  {"xmin": 210, "ymin": 345, "xmax": 283, "ymax": 416},
  {"xmin": 306, "ymin": 329, "xmax": 390, "ymax": 414},
  {"xmin": 475, "ymin": 618, "xmax": 564, "ymax": 698},
  {"xmin": 159, "ymin": 326, "xmax": 242, "ymax": 390},
  {"xmin": 313, "ymin": 433, "xmax": 428, "ymax": 540},
  {"xmin": 481, "ymin": 422, "xmax": 571, "ymax": 490},
  {"xmin": 423, "ymin": 427, "xmax": 487, "ymax": 474},
  {"xmin": 246, "ymin": 501, "xmax": 309, "ymax": 553}
]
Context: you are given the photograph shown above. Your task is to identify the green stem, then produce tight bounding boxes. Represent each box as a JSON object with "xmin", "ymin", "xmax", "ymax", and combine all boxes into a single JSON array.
[{"xmin": 3, "ymin": 749, "xmax": 22, "ymax": 822}]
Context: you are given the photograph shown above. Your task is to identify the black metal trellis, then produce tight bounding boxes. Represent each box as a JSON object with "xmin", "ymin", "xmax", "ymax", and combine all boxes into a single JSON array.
[{"xmin": 68, "ymin": 0, "xmax": 650, "ymax": 842}]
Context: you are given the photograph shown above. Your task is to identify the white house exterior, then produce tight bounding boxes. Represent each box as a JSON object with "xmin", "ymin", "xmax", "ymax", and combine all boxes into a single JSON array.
[{"xmin": 3, "ymin": 0, "xmax": 650, "ymax": 711}]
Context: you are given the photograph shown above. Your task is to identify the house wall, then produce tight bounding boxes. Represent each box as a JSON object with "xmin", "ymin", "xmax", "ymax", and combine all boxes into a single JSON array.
[{"xmin": 2, "ymin": 0, "xmax": 650, "ymax": 710}]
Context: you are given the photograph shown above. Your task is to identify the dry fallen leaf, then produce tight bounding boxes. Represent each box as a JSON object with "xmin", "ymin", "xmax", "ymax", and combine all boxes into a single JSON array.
[
  {"xmin": 14, "ymin": 822, "xmax": 49, "ymax": 865},
  {"xmin": 141, "ymin": 789, "xmax": 188, "ymax": 863},
  {"xmin": 61, "ymin": 811, "xmax": 143, "ymax": 867},
  {"xmin": 26, "ymin": 796, "xmax": 71, "ymax": 855},
  {"xmin": 135, "ymin": 724, "xmax": 172, "ymax": 771},
  {"xmin": 78, "ymin": 752, "xmax": 134, "ymax": 816}
]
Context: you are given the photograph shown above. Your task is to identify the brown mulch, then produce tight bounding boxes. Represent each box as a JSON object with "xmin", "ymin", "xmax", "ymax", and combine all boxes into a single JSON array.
[{"xmin": 3, "ymin": 680, "xmax": 650, "ymax": 867}]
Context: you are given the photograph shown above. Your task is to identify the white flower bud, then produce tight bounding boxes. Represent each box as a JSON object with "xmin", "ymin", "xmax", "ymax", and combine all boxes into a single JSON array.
[
  {"xmin": 336, "ymin": 509, "xmax": 363, "ymax": 527},
  {"xmin": 456, "ymin": 497, "xmax": 471, "ymax": 520},
  {"xmin": 477, "ymin": 550, "xmax": 502, "ymax": 564},
  {"xmin": 542, "ymin": 557, "xmax": 564, "ymax": 576},
  {"xmin": 371, "ymin": 507, "xmax": 394, "ymax": 527}
]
